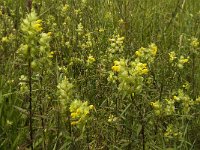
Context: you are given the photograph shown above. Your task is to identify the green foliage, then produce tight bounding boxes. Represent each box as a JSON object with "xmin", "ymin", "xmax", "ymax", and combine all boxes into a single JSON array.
[{"xmin": 0, "ymin": 0, "xmax": 200, "ymax": 149}]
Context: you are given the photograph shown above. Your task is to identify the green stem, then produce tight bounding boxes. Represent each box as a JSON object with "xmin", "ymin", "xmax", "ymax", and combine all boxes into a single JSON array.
[
  {"xmin": 192, "ymin": 52, "xmax": 195, "ymax": 99},
  {"xmin": 28, "ymin": 48, "xmax": 33, "ymax": 150}
]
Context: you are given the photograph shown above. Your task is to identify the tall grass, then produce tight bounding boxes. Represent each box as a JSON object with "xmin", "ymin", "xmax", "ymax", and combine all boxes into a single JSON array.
[{"xmin": 0, "ymin": 0, "xmax": 200, "ymax": 149}]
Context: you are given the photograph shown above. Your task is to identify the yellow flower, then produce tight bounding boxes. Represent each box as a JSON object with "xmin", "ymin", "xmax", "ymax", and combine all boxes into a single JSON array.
[
  {"xmin": 135, "ymin": 50, "xmax": 142, "ymax": 57},
  {"xmin": 48, "ymin": 51, "xmax": 54, "ymax": 58},
  {"xmin": 76, "ymin": 108, "xmax": 81, "ymax": 113},
  {"xmin": 2, "ymin": 36, "xmax": 9, "ymax": 43},
  {"xmin": 179, "ymin": 56, "xmax": 189, "ymax": 64},
  {"xmin": 69, "ymin": 100, "xmax": 93, "ymax": 126},
  {"xmin": 141, "ymin": 68, "xmax": 148, "ymax": 74},
  {"xmin": 112, "ymin": 65, "xmax": 120, "ymax": 72},
  {"xmin": 108, "ymin": 114, "xmax": 118, "ymax": 122},
  {"xmin": 71, "ymin": 120, "xmax": 80, "ymax": 125},
  {"xmin": 36, "ymin": 19, "xmax": 42, "ymax": 24},
  {"xmin": 89, "ymin": 105, "xmax": 94, "ymax": 110},
  {"xmin": 136, "ymin": 63, "xmax": 148, "ymax": 75},
  {"xmin": 177, "ymin": 56, "xmax": 189, "ymax": 69},
  {"xmin": 47, "ymin": 32, "xmax": 52, "ymax": 36},
  {"xmin": 169, "ymin": 51, "xmax": 177, "ymax": 62},
  {"xmin": 150, "ymin": 101, "xmax": 161, "ymax": 109},
  {"xmin": 87, "ymin": 55, "xmax": 95, "ymax": 64},
  {"xmin": 62, "ymin": 4, "xmax": 69, "ymax": 12},
  {"xmin": 169, "ymin": 51, "xmax": 176, "ymax": 62},
  {"xmin": 33, "ymin": 23, "xmax": 42, "ymax": 32},
  {"xmin": 71, "ymin": 112, "xmax": 78, "ymax": 118}
]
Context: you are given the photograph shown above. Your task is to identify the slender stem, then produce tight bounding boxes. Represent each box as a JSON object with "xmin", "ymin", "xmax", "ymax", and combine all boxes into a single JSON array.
[
  {"xmin": 141, "ymin": 107, "xmax": 145, "ymax": 150},
  {"xmin": 86, "ymin": 124, "xmax": 90, "ymax": 150},
  {"xmin": 27, "ymin": 0, "xmax": 32, "ymax": 12},
  {"xmin": 55, "ymin": 54, "xmax": 60, "ymax": 150},
  {"xmin": 192, "ymin": 52, "xmax": 195, "ymax": 99},
  {"xmin": 28, "ymin": 48, "xmax": 33, "ymax": 150},
  {"xmin": 39, "ymin": 70, "xmax": 46, "ymax": 150},
  {"xmin": 67, "ymin": 110, "xmax": 72, "ymax": 136}
]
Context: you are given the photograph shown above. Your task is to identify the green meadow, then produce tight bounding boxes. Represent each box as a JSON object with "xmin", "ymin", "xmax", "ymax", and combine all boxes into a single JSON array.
[{"xmin": 0, "ymin": 0, "xmax": 200, "ymax": 149}]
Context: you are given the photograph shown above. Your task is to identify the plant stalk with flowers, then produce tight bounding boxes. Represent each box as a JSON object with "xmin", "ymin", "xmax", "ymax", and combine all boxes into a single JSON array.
[{"xmin": 16, "ymin": 10, "xmax": 52, "ymax": 149}]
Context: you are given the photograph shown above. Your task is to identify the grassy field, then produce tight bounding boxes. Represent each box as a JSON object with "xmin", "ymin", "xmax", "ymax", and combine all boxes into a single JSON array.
[{"xmin": 0, "ymin": 0, "xmax": 200, "ymax": 149}]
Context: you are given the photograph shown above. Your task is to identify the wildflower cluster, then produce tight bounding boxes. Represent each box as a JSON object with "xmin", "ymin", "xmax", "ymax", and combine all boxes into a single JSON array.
[
  {"xmin": 76, "ymin": 22, "xmax": 84, "ymax": 35},
  {"xmin": 86, "ymin": 54, "xmax": 96, "ymax": 65},
  {"xmin": 70, "ymin": 99, "xmax": 94, "ymax": 126},
  {"xmin": 151, "ymin": 88, "xmax": 196, "ymax": 117},
  {"xmin": 135, "ymin": 43, "xmax": 157, "ymax": 63},
  {"xmin": 150, "ymin": 100, "xmax": 162, "ymax": 116},
  {"xmin": 168, "ymin": 51, "xmax": 189, "ymax": 69},
  {"xmin": 78, "ymin": 32, "xmax": 93, "ymax": 50},
  {"xmin": 190, "ymin": 37, "xmax": 199, "ymax": 48},
  {"xmin": 21, "ymin": 13, "xmax": 43, "ymax": 35},
  {"xmin": 61, "ymin": 4, "xmax": 70, "ymax": 16},
  {"xmin": 150, "ymin": 87, "xmax": 200, "ymax": 142},
  {"xmin": 151, "ymin": 98, "xmax": 176, "ymax": 116},
  {"xmin": 173, "ymin": 89, "xmax": 195, "ymax": 115},
  {"xmin": 190, "ymin": 37, "xmax": 200, "ymax": 54},
  {"xmin": 18, "ymin": 75, "xmax": 28, "ymax": 93},
  {"xmin": 108, "ymin": 114, "xmax": 118, "ymax": 123},
  {"xmin": 164, "ymin": 124, "xmax": 182, "ymax": 140},
  {"xmin": 1, "ymin": 33, "xmax": 15, "ymax": 44},
  {"xmin": 108, "ymin": 34, "xmax": 125, "ymax": 54},
  {"xmin": 108, "ymin": 43, "xmax": 157, "ymax": 95}
]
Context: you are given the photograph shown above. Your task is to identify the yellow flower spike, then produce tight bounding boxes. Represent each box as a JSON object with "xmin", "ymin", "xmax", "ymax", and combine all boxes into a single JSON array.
[
  {"xmin": 149, "ymin": 43, "xmax": 158, "ymax": 56},
  {"xmin": 69, "ymin": 99, "xmax": 93, "ymax": 126},
  {"xmin": 190, "ymin": 37, "xmax": 199, "ymax": 48},
  {"xmin": 169, "ymin": 51, "xmax": 176, "ymax": 62}
]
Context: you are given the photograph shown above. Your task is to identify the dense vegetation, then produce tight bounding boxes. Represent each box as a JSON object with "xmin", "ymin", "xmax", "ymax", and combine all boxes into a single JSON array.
[{"xmin": 0, "ymin": 0, "xmax": 200, "ymax": 149}]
